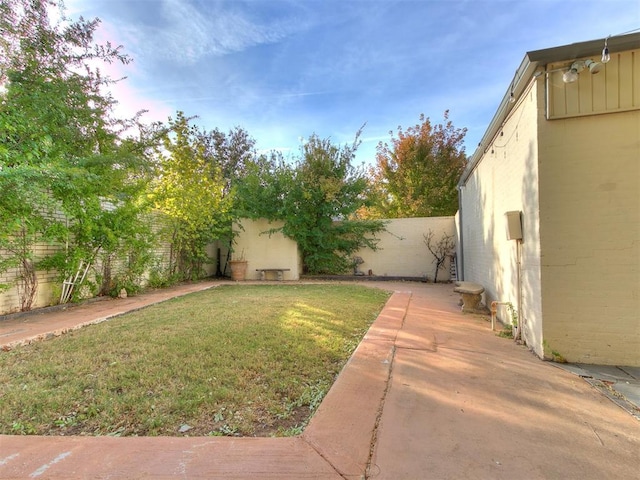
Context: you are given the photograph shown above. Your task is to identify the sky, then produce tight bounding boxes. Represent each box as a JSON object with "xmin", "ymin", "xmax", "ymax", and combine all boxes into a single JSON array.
[{"xmin": 63, "ymin": 0, "xmax": 640, "ymax": 165}]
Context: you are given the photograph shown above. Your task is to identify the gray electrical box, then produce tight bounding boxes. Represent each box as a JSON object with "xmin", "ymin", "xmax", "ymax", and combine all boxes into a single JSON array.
[{"xmin": 505, "ymin": 211, "xmax": 523, "ymax": 240}]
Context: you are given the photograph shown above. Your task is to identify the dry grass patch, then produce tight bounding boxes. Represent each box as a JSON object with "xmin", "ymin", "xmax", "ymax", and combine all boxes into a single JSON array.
[{"xmin": 0, "ymin": 284, "xmax": 390, "ymax": 437}]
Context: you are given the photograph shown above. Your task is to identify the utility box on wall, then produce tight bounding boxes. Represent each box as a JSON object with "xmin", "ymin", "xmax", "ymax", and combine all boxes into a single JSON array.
[{"xmin": 505, "ymin": 211, "xmax": 523, "ymax": 240}]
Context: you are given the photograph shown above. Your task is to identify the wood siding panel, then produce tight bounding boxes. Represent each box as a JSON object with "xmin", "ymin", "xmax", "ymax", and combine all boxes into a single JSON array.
[
  {"xmin": 605, "ymin": 55, "xmax": 620, "ymax": 110},
  {"xmin": 591, "ymin": 66, "xmax": 607, "ymax": 111},
  {"xmin": 547, "ymin": 49, "xmax": 640, "ymax": 119},
  {"xmin": 635, "ymin": 51, "xmax": 640, "ymax": 105},
  {"xmin": 565, "ymin": 77, "xmax": 581, "ymax": 116},
  {"xmin": 619, "ymin": 51, "xmax": 634, "ymax": 108},
  {"xmin": 578, "ymin": 73, "xmax": 593, "ymax": 113}
]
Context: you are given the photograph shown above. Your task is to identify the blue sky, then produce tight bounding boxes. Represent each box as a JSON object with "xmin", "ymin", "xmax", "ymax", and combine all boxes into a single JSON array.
[{"xmin": 65, "ymin": 0, "xmax": 640, "ymax": 165}]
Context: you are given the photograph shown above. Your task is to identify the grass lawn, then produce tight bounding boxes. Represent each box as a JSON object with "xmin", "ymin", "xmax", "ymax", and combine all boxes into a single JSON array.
[{"xmin": 0, "ymin": 283, "xmax": 390, "ymax": 437}]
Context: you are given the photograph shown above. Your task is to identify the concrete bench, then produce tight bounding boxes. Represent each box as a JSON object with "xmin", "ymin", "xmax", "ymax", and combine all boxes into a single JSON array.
[
  {"xmin": 453, "ymin": 281, "xmax": 487, "ymax": 313},
  {"xmin": 256, "ymin": 268, "xmax": 290, "ymax": 281}
]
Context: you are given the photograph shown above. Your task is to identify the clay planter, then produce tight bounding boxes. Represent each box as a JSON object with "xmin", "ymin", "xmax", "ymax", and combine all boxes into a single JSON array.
[{"xmin": 229, "ymin": 260, "xmax": 248, "ymax": 281}]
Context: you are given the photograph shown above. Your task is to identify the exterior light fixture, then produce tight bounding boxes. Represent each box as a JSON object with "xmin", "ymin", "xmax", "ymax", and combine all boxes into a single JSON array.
[
  {"xmin": 562, "ymin": 61, "xmax": 584, "ymax": 83},
  {"xmin": 601, "ymin": 36, "xmax": 611, "ymax": 63},
  {"xmin": 508, "ymin": 92, "xmax": 516, "ymax": 104},
  {"xmin": 562, "ymin": 69, "xmax": 579, "ymax": 83},
  {"xmin": 562, "ymin": 59, "xmax": 602, "ymax": 84},
  {"xmin": 584, "ymin": 59, "xmax": 603, "ymax": 74}
]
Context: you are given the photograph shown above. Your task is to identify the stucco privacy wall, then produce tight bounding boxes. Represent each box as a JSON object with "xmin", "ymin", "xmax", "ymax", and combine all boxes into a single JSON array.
[
  {"xmin": 230, "ymin": 219, "xmax": 301, "ymax": 281},
  {"xmin": 354, "ymin": 216, "xmax": 456, "ymax": 280},
  {"xmin": 460, "ymin": 79, "xmax": 544, "ymax": 357},
  {"xmin": 538, "ymin": 108, "xmax": 640, "ymax": 365},
  {"xmin": 232, "ymin": 217, "xmax": 457, "ymax": 281}
]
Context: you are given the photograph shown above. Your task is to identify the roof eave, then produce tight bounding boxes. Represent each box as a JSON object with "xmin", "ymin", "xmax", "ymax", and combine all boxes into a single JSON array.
[{"xmin": 458, "ymin": 32, "xmax": 640, "ymax": 187}]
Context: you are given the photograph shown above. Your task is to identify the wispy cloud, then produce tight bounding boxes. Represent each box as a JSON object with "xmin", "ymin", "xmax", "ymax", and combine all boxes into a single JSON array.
[
  {"xmin": 123, "ymin": 0, "xmax": 308, "ymax": 64},
  {"xmin": 62, "ymin": 0, "xmax": 640, "ymax": 166}
]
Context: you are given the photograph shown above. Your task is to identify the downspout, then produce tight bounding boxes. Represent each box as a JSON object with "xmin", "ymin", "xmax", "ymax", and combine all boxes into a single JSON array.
[
  {"xmin": 457, "ymin": 185, "xmax": 464, "ymax": 281},
  {"xmin": 516, "ymin": 238, "xmax": 523, "ymax": 342},
  {"xmin": 492, "ymin": 212, "xmax": 525, "ymax": 340}
]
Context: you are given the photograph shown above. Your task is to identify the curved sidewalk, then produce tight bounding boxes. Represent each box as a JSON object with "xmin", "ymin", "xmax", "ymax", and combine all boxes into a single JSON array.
[{"xmin": 1, "ymin": 281, "xmax": 639, "ymax": 479}]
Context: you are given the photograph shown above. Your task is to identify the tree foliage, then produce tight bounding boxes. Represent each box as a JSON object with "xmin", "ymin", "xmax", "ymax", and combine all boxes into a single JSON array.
[
  {"xmin": 0, "ymin": 0, "xmax": 156, "ymax": 305},
  {"xmin": 0, "ymin": 165, "xmax": 52, "ymax": 306},
  {"xmin": 151, "ymin": 112, "xmax": 233, "ymax": 280},
  {"xmin": 199, "ymin": 125, "xmax": 256, "ymax": 196},
  {"xmin": 367, "ymin": 111, "xmax": 467, "ymax": 218},
  {"xmin": 236, "ymin": 133, "xmax": 386, "ymax": 274}
]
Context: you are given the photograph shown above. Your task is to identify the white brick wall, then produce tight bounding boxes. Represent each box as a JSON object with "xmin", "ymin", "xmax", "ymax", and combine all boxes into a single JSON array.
[{"xmin": 460, "ymin": 80, "xmax": 545, "ymax": 358}]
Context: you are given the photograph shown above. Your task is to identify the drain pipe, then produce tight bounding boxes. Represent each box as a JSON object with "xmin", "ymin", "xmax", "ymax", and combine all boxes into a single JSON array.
[
  {"xmin": 489, "ymin": 243, "xmax": 524, "ymax": 339},
  {"xmin": 504, "ymin": 211, "xmax": 524, "ymax": 342},
  {"xmin": 456, "ymin": 185, "xmax": 465, "ymax": 281},
  {"xmin": 515, "ymin": 239, "xmax": 523, "ymax": 342}
]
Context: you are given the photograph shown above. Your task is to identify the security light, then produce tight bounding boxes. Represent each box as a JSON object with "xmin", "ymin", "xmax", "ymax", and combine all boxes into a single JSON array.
[
  {"xmin": 562, "ymin": 61, "xmax": 583, "ymax": 83},
  {"xmin": 562, "ymin": 59, "xmax": 602, "ymax": 83},
  {"xmin": 584, "ymin": 59, "xmax": 603, "ymax": 74}
]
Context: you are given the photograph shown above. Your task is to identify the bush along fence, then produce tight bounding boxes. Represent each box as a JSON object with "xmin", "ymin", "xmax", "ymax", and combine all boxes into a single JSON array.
[{"xmin": 0, "ymin": 210, "xmax": 224, "ymax": 316}]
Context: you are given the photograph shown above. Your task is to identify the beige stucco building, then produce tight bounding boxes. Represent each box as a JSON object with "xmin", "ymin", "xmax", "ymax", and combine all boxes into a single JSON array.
[{"xmin": 458, "ymin": 33, "xmax": 640, "ymax": 366}]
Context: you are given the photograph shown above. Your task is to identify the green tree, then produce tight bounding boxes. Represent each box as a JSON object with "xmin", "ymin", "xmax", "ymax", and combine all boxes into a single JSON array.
[
  {"xmin": 368, "ymin": 111, "xmax": 467, "ymax": 218},
  {"xmin": 199, "ymin": 125, "xmax": 256, "ymax": 196},
  {"xmin": 0, "ymin": 0, "xmax": 156, "ymax": 306},
  {"xmin": 236, "ymin": 133, "xmax": 386, "ymax": 274},
  {"xmin": 151, "ymin": 112, "xmax": 233, "ymax": 281}
]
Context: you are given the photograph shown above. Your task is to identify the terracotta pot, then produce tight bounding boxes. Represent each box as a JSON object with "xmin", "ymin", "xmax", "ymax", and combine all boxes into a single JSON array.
[{"xmin": 229, "ymin": 260, "xmax": 248, "ymax": 281}]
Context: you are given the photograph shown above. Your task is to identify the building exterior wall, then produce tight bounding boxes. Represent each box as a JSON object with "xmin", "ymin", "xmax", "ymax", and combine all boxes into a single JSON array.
[
  {"xmin": 354, "ymin": 216, "xmax": 456, "ymax": 280},
  {"xmin": 230, "ymin": 219, "xmax": 301, "ymax": 281},
  {"xmin": 538, "ymin": 107, "xmax": 640, "ymax": 365},
  {"xmin": 460, "ymin": 79, "xmax": 544, "ymax": 357},
  {"xmin": 461, "ymin": 46, "xmax": 640, "ymax": 366}
]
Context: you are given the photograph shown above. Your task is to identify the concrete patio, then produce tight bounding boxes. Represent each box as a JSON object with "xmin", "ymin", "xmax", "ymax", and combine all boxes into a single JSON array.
[{"xmin": 1, "ymin": 280, "xmax": 639, "ymax": 479}]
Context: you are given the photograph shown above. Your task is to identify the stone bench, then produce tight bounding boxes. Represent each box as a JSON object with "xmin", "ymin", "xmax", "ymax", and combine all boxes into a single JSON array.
[
  {"xmin": 256, "ymin": 268, "xmax": 290, "ymax": 281},
  {"xmin": 453, "ymin": 281, "xmax": 487, "ymax": 313}
]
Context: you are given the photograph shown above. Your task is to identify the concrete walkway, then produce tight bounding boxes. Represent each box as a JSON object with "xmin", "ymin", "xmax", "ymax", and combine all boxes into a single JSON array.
[{"xmin": 1, "ymin": 281, "xmax": 639, "ymax": 479}]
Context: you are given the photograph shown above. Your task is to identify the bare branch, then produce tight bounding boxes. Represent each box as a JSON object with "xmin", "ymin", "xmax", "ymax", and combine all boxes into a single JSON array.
[{"xmin": 423, "ymin": 229, "xmax": 455, "ymax": 283}]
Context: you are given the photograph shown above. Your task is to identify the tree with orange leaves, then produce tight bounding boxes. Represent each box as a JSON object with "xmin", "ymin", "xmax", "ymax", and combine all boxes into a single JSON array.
[{"xmin": 366, "ymin": 111, "xmax": 467, "ymax": 218}]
